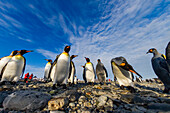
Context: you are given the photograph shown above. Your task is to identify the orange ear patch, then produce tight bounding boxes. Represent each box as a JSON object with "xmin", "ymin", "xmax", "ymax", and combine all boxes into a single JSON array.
[
  {"xmin": 149, "ymin": 49, "xmax": 153, "ymax": 52},
  {"xmin": 120, "ymin": 63, "xmax": 126, "ymax": 66}
]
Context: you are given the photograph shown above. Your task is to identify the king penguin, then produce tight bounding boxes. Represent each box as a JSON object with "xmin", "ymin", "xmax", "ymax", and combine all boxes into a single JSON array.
[
  {"xmin": 147, "ymin": 48, "xmax": 170, "ymax": 93},
  {"xmin": 51, "ymin": 46, "xmax": 71, "ymax": 89},
  {"xmin": 82, "ymin": 57, "xmax": 96, "ymax": 84},
  {"xmin": 111, "ymin": 56, "xmax": 142, "ymax": 93},
  {"xmin": 44, "ymin": 59, "xmax": 53, "ymax": 82},
  {"xmin": 0, "ymin": 50, "xmax": 18, "ymax": 80},
  {"xmin": 68, "ymin": 55, "xmax": 78, "ymax": 85},
  {"xmin": 0, "ymin": 50, "xmax": 33, "ymax": 84},
  {"xmin": 96, "ymin": 59, "xmax": 108, "ymax": 84}
]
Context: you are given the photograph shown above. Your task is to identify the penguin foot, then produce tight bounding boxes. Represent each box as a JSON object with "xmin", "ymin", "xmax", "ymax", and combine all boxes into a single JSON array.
[
  {"xmin": 0, "ymin": 81, "xmax": 6, "ymax": 86},
  {"xmin": 62, "ymin": 84, "xmax": 67, "ymax": 89},
  {"xmin": 11, "ymin": 81, "xmax": 17, "ymax": 85},
  {"xmin": 52, "ymin": 84, "xmax": 56, "ymax": 90},
  {"xmin": 163, "ymin": 89, "xmax": 170, "ymax": 93},
  {"xmin": 127, "ymin": 86, "xmax": 136, "ymax": 93}
]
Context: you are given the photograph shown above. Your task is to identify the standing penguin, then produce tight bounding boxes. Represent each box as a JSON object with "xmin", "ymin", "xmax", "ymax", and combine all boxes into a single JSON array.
[
  {"xmin": 147, "ymin": 48, "xmax": 170, "ymax": 93},
  {"xmin": 82, "ymin": 57, "xmax": 96, "ymax": 84},
  {"xmin": 0, "ymin": 50, "xmax": 33, "ymax": 84},
  {"xmin": 51, "ymin": 46, "xmax": 71, "ymax": 89},
  {"xmin": 0, "ymin": 50, "xmax": 18, "ymax": 80},
  {"xmin": 111, "ymin": 56, "xmax": 142, "ymax": 93},
  {"xmin": 44, "ymin": 59, "xmax": 53, "ymax": 82},
  {"xmin": 68, "ymin": 55, "xmax": 78, "ymax": 85},
  {"xmin": 96, "ymin": 59, "xmax": 108, "ymax": 84}
]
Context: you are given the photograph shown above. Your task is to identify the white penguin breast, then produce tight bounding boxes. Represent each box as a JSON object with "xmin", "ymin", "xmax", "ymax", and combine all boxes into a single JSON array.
[
  {"xmin": 0, "ymin": 57, "xmax": 11, "ymax": 73},
  {"xmin": 1, "ymin": 56, "xmax": 24, "ymax": 81},
  {"xmin": 55, "ymin": 54, "xmax": 70, "ymax": 83},
  {"xmin": 44, "ymin": 63, "xmax": 51, "ymax": 78},
  {"xmin": 112, "ymin": 63, "xmax": 132, "ymax": 86},
  {"xmin": 85, "ymin": 63, "xmax": 95, "ymax": 82}
]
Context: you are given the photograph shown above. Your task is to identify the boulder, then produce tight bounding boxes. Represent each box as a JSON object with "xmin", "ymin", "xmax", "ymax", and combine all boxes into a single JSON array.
[
  {"xmin": 147, "ymin": 103, "xmax": 170, "ymax": 111},
  {"xmin": 3, "ymin": 90, "xmax": 51, "ymax": 111}
]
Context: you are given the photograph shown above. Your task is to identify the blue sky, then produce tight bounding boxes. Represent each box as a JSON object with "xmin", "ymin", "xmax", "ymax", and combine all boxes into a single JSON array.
[{"xmin": 0, "ymin": 0, "xmax": 169, "ymax": 80}]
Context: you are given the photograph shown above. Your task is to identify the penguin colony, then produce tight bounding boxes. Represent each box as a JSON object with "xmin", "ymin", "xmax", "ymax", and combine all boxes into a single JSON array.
[{"xmin": 0, "ymin": 42, "xmax": 169, "ymax": 93}]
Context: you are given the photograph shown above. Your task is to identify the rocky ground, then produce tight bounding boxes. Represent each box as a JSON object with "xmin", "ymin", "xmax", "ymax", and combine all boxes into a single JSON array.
[{"xmin": 0, "ymin": 80, "xmax": 170, "ymax": 113}]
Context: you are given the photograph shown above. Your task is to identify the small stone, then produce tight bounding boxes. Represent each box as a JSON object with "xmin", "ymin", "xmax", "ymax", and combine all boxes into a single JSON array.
[
  {"xmin": 97, "ymin": 95, "xmax": 108, "ymax": 107},
  {"xmin": 48, "ymin": 97, "xmax": 69, "ymax": 110},
  {"xmin": 84, "ymin": 102, "xmax": 92, "ymax": 108},
  {"xmin": 50, "ymin": 111, "xmax": 65, "ymax": 113},
  {"xmin": 49, "ymin": 90, "xmax": 57, "ymax": 95},
  {"xmin": 69, "ymin": 102, "xmax": 75, "ymax": 108},
  {"xmin": 78, "ymin": 96, "xmax": 86, "ymax": 102}
]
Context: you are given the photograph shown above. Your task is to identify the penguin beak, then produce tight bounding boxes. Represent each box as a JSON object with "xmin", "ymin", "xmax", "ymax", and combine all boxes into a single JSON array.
[
  {"xmin": 45, "ymin": 59, "xmax": 48, "ymax": 61},
  {"xmin": 74, "ymin": 55, "xmax": 78, "ymax": 57},
  {"xmin": 67, "ymin": 46, "xmax": 71, "ymax": 49},
  {"xmin": 129, "ymin": 69, "xmax": 143, "ymax": 78},
  {"xmin": 146, "ymin": 51, "xmax": 150, "ymax": 54},
  {"xmin": 26, "ymin": 50, "xmax": 33, "ymax": 53}
]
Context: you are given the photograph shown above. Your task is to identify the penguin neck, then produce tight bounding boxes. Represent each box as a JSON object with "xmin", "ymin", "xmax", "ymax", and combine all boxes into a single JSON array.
[
  {"xmin": 87, "ymin": 62, "xmax": 91, "ymax": 64},
  {"xmin": 153, "ymin": 51, "xmax": 159, "ymax": 57},
  {"xmin": 63, "ymin": 52, "xmax": 69, "ymax": 56}
]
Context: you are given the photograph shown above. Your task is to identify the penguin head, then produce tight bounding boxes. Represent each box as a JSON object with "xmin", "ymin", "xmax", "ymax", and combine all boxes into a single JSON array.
[
  {"xmin": 146, "ymin": 48, "xmax": 157, "ymax": 54},
  {"xmin": 85, "ymin": 57, "xmax": 90, "ymax": 62},
  {"xmin": 45, "ymin": 59, "xmax": 52, "ymax": 62},
  {"xmin": 10, "ymin": 50, "xmax": 18, "ymax": 56},
  {"xmin": 97, "ymin": 59, "xmax": 101, "ymax": 62},
  {"xmin": 111, "ymin": 56, "xmax": 127, "ymax": 66},
  {"xmin": 71, "ymin": 55, "xmax": 78, "ymax": 59},
  {"xmin": 112, "ymin": 56, "xmax": 143, "ymax": 78},
  {"xmin": 19, "ymin": 50, "xmax": 33, "ymax": 55},
  {"xmin": 64, "ymin": 46, "xmax": 71, "ymax": 53}
]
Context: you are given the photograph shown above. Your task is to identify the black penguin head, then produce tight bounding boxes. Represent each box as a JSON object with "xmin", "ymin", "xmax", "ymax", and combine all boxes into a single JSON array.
[
  {"xmin": 85, "ymin": 57, "xmax": 90, "ymax": 62},
  {"xmin": 45, "ymin": 59, "xmax": 52, "ymax": 62},
  {"xmin": 146, "ymin": 48, "xmax": 157, "ymax": 54},
  {"xmin": 64, "ymin": 46, "xmax": 71, "ymax": 53},
  {"xmin": 71, "ymin": 55, "xmax": 78, "ymax": 60},
  {"xmin": 10, "ymin": 50, "xmax": 18, "ymax": 56},
  {"xmin": 97, "ymin": 59, "xmax": 101, "ymax": 62},
  {"xmin": 19, "ymin": 50, "xmax": 33, "ymax": 55}
]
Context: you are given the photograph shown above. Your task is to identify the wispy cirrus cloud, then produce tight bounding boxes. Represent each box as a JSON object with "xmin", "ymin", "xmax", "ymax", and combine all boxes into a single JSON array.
[
  {"xmin": 36, "ymin": 49, "xmax": 58, "ymax": 60},
  {"xmin": 18, "ymin": 37, "xmax": 32, "ymax": 43},
  {"xmin": 69, "ymin": 0, "xmax": 170, "ymax": 79}
]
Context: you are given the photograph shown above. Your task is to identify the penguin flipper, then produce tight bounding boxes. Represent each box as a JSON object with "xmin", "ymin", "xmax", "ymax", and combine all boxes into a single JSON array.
[
  {"xmin": 166, "ymin": 42, "xmax": 170, "ymax": 66},
  {"xmin": 21, "ymin": 57, "xmax": 26, "ymax": 78},
  {"xmin": 92, "ymin": 63, "xmax": 96, "ymax": 79},
  {"xmin": 48, "ymin": 54, "xmax": 60, "ymax": 79},
  {"xmin": 68, "ymin": 61, "xmax": 72, "ymax": 79},
  {"xmin": 159, "ymin": 59, "xmax": 170, "ymax": 73},
  {"xmin": 83, "ymin": 65, "xmax": 87, "ymax": 83},
  {"xmin": 0, "ymin": 63, "xmax": 8, "ymax": 81},
  {"xmin": 103, "ymin": 66, "xmax": 108, "ymax": 77}
]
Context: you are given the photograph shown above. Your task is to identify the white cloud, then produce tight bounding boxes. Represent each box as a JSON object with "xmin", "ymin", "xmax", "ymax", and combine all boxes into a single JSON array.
[
  {"xmin": 18, "ymin": 37, "xmax": 33, "ymax": 43},
  {"xmin": 69, "ymin": 0, "xmax": 170, "ymax": 80},
  {"xmin": 36, "ymin": 49, "xmax": 58, "ymax": 60}
]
